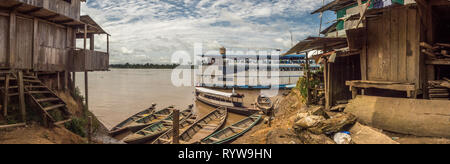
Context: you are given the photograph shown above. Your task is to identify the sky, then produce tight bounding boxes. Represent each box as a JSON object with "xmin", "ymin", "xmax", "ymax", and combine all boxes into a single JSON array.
[{"xmin": 80, "ymin": 0, "xmax": 336, "ymax": 64}]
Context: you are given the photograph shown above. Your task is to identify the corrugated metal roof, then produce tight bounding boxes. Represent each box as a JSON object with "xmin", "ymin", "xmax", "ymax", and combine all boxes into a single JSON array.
[{"xmin": 283, "ymin": 37, "xmax": 348, "ymax": 56}]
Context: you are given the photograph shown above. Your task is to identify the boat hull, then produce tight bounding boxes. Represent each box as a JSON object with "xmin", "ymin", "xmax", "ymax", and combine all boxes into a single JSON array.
[
  {"xmin": 201, "ymin": 114, "xmax": 262, "ymax": 144},
  {"xmin": 196, "ymin": 94, "xmax": 257, "ymax": 116}
]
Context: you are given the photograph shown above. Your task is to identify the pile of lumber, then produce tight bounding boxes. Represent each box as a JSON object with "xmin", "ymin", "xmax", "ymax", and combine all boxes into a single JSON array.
[
  {"xmin": 428, "ymin": 78, "xmax": 450, "ymax": 100},
  {"xmin": 420, "ymin": 42, "xmax": 450, "ymax": 59}
]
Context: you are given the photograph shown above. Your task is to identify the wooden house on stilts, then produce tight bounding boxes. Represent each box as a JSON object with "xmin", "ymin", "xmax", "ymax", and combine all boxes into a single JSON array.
[
  {"xmin": 0, "ymin": 0, "xmax": 110, "ymax": 129},
  {"xmin": 285, "ymin": 0, "xmax": 450, "ymax": 109}
]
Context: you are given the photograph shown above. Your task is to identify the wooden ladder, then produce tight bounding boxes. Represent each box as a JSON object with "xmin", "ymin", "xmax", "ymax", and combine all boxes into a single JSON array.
[{"xmin": 21, "ymin": 74, "xmax": 72, "ymax": 126}]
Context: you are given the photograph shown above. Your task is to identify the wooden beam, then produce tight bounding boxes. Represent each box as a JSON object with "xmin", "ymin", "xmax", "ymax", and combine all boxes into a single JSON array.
[
  {"xmin": 8, "ymin": 3, "xmax": 23, "ymax": 11},
  {"xmin": 355, "ymin": 0, "xmax": 372, "ymax": 28},
  {"xmin": 426, "ymin": 59, "xmax": 450, "ymax": 65},
  {"xmin": 18, "ymin": 71, "xmax": 26, "ymax": 123},
  {"xmin": 40, "ymin": 14, "xmax": 59, "ymax": 20},
  {"xmin": 0, "ymin": 123, "xmax": 26, "ymax": 129},
  {"xmin": 22, "ymin": 7, "xmax": 43, "ymax": 15},
  {"xmin": 345, "ymin": 81, "xmax": 416, "ymax": 92},
  {"xmin": 54, "ymin": 19, "xmax": 73, "ymax": 24}
]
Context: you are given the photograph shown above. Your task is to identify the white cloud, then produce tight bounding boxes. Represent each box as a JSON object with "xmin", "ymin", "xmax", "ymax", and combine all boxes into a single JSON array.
[{"xmin": 81, "ymin": 0, "xmax": 331, "ymax": 64}]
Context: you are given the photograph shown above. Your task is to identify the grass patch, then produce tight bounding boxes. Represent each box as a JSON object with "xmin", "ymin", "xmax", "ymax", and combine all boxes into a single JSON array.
[{"xmin": 64, "ymin": 117, "xmax": 87, "ymax": 137}]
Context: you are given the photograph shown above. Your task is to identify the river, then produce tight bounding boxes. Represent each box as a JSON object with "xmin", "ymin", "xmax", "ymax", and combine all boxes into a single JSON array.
[{"xmin": 74, "ymin": 69, "xmax": 278, "ymax": 130}]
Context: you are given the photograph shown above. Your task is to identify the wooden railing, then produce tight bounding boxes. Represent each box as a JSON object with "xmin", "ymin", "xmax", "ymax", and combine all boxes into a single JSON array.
[{"xmin": 71, "ymin": 49, "xmax": 109, "ymax": 72}]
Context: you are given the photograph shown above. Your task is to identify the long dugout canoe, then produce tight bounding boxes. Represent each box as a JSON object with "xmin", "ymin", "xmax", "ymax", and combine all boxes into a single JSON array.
[{"xmin": 345, "ymin": 96, "xmax": 450, "ymax": 138}]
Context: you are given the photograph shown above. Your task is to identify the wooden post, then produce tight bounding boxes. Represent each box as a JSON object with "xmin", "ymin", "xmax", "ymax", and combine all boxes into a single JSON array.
[
  {"xmin": 84, "ymin": 24, "xmax": 89, "ymax": 112},
  {"xmin": 107, "ymin": 35, "xmax": 110, "ymax": 54},
  {"xmin": 57, "ymin": 72, "xmax": 61, "ymax": 90},
  {"xmin": 351, "ymin": 86, "xmax": 358, "ymax": 99},
  {"xmin": 324, "ymin": 60, "xmax": 330, "ymax": 109},
  {"xmin": 88, "ymin": 116, "xmax": 92, "ymax": 144},
  {"xmin": 90, "ymin": 34, "xmax": 94, "ymax": 51},
  {"xmin": 84, "ymin": 24, "xmax": 87, "ymax": 51},
  {"xmin": 172, "ymin": 109, "xmax": 180, "ymax": 144},
  {"xmin": 305, "ymin": 53, "xmax": 311, "ymax": 106},
  {"xmin": 3, "ymin": 74, "xmax": 9, "ymax": 117},
  {"xmin": 64, "ymin": 71, "xmax": 68, "ymax": 91},
  {"xmin": 84, "ymin": 71, "xmax": 88, "ymax": 112},
  {"xmin": 72, "ymin": 72, "xmax": 76, "ymax": 93},
  {"xmin": 18, "ymin": 71, "xmax": 26, "ymax": 122}
]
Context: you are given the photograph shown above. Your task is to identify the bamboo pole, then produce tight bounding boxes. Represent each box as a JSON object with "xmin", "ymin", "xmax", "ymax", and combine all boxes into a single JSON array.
[{"xmin": 172, "ymin": 109, "xmax": 180, "ymax": 144}]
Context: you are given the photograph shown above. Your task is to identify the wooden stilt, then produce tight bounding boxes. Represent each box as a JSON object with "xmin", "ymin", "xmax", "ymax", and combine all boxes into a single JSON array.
[
  {"xmin": 88, "ymin": 116, "xmax": 92, "ymax": 144},
  {"xmin": 64, "ymin": 71, "xmax": 68, "ymax": 91},
  {"xmin": 84, "ymin": 71, "xmax": 88, "ymax": 112},
  {"xmin": 172, "ymin": 109, "xmax": 180, "ymax": 144},
  {"xmin": 57, "ymin": 72, "xmax": 60, "ymax": 90},
  {"xmin": 352, "ymin": 87, "xmax": 358, "ymax": 99},
  {"xmin": 18, "ymin": 70, "xmax": 26, "ymax": 122},
  {"xmin": 3, "ymin": 74, "xmax": 9, "ymax": 117},
  {"xmin": 72, "ymin": 72, "xmax": 76, "ymax": 93},
  {"xmin": 305, "ymin": 53, "xmax": 311, "ymax": 106}
]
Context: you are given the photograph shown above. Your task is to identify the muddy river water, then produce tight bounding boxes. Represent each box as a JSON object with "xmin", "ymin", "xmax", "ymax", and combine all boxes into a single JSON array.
[{"xmin": 75, "ymin": 69, "xmax": 286, "ymax": 130}]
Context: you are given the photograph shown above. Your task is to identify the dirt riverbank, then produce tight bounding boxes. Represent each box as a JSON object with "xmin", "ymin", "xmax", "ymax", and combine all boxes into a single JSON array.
[{"xmin": 0, "ymin": 90, "xmax": 113, "ymax": 144}]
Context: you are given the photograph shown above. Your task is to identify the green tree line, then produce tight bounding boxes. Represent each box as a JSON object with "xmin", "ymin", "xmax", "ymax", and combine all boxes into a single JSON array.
[{"xmin": 110, "ymin": 63, "xmax": 194, "ymax": 69}]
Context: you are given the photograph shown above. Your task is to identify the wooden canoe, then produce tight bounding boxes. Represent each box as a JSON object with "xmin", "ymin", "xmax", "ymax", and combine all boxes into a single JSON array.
[
  {"xmin": 201, "ymin": 114, "xmax": 262, "ymax": 144},
  {"xmin": 109, "ymin": 106, "xmax": 174, "ymax": 136},
  {"xmin": 153, "ymin": 107, "xmax": 227, "ymax": 144},
  {"xmin": 109, "ymin": 105, "xmax": 157, "ymax": 136},
  {"xmin": 256, "ymin": 95, "xmax": 273, "ymax": 113},
  {"xmin": 123, "ymin": 107, "xmax": 194, "ymax": 144},
  {"xmin": 151, "ymin": 114, "xmax": 198, "ymax": 144}
]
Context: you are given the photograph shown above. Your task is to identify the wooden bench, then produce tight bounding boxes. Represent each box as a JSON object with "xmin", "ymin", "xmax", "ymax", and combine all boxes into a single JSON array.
[{"xmin": 346, "ymin": 80, "xmax": 419, "ymax": 98}]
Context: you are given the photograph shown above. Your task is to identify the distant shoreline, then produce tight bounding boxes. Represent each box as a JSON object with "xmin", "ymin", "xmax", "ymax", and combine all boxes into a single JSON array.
[{"xmin": 110, "ymin": 63, "xmax": 194, "ymax": 69}]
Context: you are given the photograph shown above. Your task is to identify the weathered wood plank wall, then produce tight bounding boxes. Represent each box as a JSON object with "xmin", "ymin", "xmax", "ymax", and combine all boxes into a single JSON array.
[
  {"xmin": 363, "ymin": 6, "xmax": 422, "ymax": 89},
  {"xmin": 16, "ymin": 0, "xmax": 81, "ymax": 20},
  {"xmin": 15, "ymin": 17, "xmax": 33, "ymax": 69},
  {"xmin": 0, "ymin": 16, "xmax": 8, "ymax": 68},
  {"xmin": 36, "ymin": 20, "xmax": 70, "ymax": 71}
]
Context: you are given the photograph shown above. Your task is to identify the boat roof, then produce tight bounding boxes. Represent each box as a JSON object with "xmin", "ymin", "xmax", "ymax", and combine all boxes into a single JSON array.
[{"xmin": 196, "ymin": 87, "xmax": 237, "ymax": 98}]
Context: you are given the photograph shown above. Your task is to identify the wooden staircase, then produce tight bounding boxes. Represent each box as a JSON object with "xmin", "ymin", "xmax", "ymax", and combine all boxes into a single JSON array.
[
  {"xmin": 0, "ymin": 71, "xmax": 71, "ymax": 127},
  {"xmin": 21, "ymin": 74, "xmax": 72, "ymax": 126}
]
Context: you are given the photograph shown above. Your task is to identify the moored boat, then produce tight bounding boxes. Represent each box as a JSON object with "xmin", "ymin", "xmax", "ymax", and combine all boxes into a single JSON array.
[
  {"xmin": 195, "ymin": 87, "xmax": 259, "ymax": 116},
  {"xmin": 123, "ymin": 106, "xmax": 194, "ymax": 144},
  {"xmin": 151, "ymin": 114, "xmax": 198, "ymax": 144},
  {"xmin": 109, "ymin": 106, "xmax": 174, "ymax": 136},
  {"xmin": 109, "ymin": 104, "xmax": 157, "ymax": 136},
  {"xmin": 201, "ymin": 114, "xmax": 262, "ymax": 144},
  {"xmin": 255, "ymin": 95, "xmax": 273, "ymax": 114},
  {"xmin": 153, "ymin": 107, "xmax": 227, "ymax": 144}
]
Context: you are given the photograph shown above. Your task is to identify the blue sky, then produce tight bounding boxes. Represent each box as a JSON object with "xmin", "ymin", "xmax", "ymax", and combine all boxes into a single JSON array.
[{"xmin": 81, "ymin": 0, "xmax": 336, "ymax": 64}]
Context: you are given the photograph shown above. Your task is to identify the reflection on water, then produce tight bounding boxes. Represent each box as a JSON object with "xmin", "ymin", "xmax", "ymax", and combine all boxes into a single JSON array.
[{"xmin": 75, "ymin": 69, "xmax": 271, "ymax": 129}]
